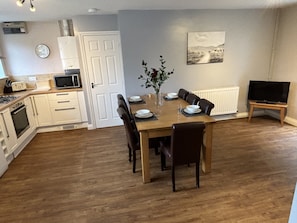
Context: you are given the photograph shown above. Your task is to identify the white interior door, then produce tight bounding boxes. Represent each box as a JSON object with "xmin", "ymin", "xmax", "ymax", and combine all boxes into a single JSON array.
[{"xmin": 80, "ymin": 31, "xmax": 126, "ymax": 128}]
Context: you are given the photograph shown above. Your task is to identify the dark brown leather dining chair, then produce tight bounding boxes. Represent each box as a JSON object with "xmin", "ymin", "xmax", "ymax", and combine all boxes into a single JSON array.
[
  {"xmin": 178, "ymin": 88, "xmax": 189, "ymax": 100},
  {"xmin": 160, "ymin": 122, "xmax": 205, "ymax": 192},
  {"xmin": 185, "ymin": 93, "xmax": 200, "ymax": 105},
  {"xmin": 117, "ymin": 106, "xmax": 161, "ymax": 173},
  {"xmin": 199, "ymin": 98, "xmax": 215, "ymax": 115}
]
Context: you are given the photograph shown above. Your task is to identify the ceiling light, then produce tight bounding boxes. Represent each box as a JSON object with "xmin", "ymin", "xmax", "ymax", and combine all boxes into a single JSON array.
[
  {"xmin": 16, "ymin": 0, "xmax": 36, "ymax": 12},
  {"xmin": 30, "ymin": 0, "xmax": 36, "ymax": 12},
  {"xmin": 88, "ymin": 8, "xmax": 99, "ymax": 13},
  {"xmin": 16, "ymin": 0, "xmax": 25, "ymax": 7}
]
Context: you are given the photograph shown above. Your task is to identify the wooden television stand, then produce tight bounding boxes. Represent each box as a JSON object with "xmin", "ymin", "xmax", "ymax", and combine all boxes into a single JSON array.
[{"xmin": 248, "ymin": 100, "xmax": 288, "ymax": 126}]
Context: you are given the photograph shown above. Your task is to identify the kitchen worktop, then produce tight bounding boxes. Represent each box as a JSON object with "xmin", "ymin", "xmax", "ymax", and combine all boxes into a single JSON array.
[{"xmin": 0, "ymin": 87, "xmax": 83, "ymax": 111}]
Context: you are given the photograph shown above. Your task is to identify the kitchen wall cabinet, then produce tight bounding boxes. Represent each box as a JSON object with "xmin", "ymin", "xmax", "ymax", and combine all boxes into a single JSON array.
[
  {"xmin": 48, "ymin": 91, "xmax": 82, "ymax": 125},
  {"xmin": 31, "ymin": 95, "xmax": 53, "ymax": 127},
  {"xmin": 0, "ymin": 108, "xmax": 17, "ymax": 161},
  {"xmin": 57, "ymin": 36, "xmax": 80, "ymax": 70}
]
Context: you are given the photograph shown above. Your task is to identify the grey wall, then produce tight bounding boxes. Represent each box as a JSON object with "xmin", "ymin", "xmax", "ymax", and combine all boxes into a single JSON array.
[
  {"xmin": 0, "ymin": 21, "xmax": 63, "ymax": 76},
  {"xmin": 73, "ymin": 14, "xmax": 118, "ymax": 32},
  {"xmin": 118, "ymin": 9, "xmax": 277, "ymax": 113},
  {"xmin": 273, "ymin": 5, "xmax": 297, "ymax": 122}
]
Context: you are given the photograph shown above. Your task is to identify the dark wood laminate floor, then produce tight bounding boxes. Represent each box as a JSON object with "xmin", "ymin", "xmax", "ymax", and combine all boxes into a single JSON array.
[{"xmin": 1, "ymin": 116, "xmax": 297, "ymax": 222}]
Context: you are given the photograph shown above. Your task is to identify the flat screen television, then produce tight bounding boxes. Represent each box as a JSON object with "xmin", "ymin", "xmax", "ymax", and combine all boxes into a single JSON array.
[{"xmin": 248, "ymin": 80, "xmax": 290, "ymax": 104}]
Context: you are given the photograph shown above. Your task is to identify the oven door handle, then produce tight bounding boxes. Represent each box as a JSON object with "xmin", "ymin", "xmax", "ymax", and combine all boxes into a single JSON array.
[{"xmin": 11, "ymin": 105, "xmax": 26, "ymax": 115}]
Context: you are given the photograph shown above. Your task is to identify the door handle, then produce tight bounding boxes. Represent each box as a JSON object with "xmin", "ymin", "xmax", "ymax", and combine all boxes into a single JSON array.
[{"xmin": 91, "ymin": 83, "xmax": 100, "ymax": 88}]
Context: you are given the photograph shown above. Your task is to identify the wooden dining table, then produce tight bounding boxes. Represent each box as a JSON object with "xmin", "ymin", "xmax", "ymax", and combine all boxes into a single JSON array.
[{"xmin": 129, "ymin": 94, "xmax": 216, "ymax": 183}]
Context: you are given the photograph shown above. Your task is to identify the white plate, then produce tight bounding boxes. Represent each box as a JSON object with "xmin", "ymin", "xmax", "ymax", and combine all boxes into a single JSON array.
[
  {"xmin": 186, "ymin": 105, "xmax": 200, "ymax": 112},
  {"xmin": 129, "ymin": 97, "xmax": 142, "ymax": 102},
  {"xmin": 166, "ymin": 95, "xmax": 178, "ymax": 99},
  {"xmin": 184, "ymin": 108, "xmax": 201, "ymax": 114},
  {"xmin": 135, "ymin": 112, "xmax": 153, "ymax": 118},
  {"xmin": 136, "ymin": 109, "xmax": 150, "ymax": 115},
  {"xmin": 167, "ymin": 93, "xmax": 178, "ymax": 98}
]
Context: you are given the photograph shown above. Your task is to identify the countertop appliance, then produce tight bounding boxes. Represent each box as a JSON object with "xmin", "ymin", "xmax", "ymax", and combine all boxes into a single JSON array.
[
  {"xmin": 11, "ymin": 81, "xmax": 26, "ymax": 92},
  {"xmin": 0, "ymin": 95, "xmax": 19, "ymax": 104},
  {"xmin": 54, "ymin": 74, "xmax": 81, "ymax": 89}
]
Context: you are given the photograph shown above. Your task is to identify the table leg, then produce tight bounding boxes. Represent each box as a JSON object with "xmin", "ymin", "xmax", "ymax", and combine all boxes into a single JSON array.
[
  {"xmin": 248, "ymin": 105, "xmax": 254, "ymax": 122},
  {"xmin": 139, "ymin": 131, "xmax": 151, "ymax": 183},
  {"xmin": 201, "ymin": 124, "xmax": 213, "ymax": 173},
  {"xmin": 280, "ymin": 108, "xmax": 285, "ymax": 126}
]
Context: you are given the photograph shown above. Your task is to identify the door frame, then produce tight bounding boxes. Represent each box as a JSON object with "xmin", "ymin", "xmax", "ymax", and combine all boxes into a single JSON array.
[{"xmin": 78, "ymin": 31, "xmax": 126, "ymax": 129}]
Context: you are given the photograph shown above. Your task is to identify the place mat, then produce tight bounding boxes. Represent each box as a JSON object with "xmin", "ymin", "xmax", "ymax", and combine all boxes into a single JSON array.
[
  {"xmin": 133, "ymin": 113, "xmax": 158, "ymax": 122},
  {"xmin": 163, "ymin": 96, "xmax": 178, "ymax": 101},
  {"xmin": 181, "ymin": 108, "xmax": 204, "ymax": 117},
  {"xmin": 128, "ymin": 99, "xmax": 146, "ymax": 104}
]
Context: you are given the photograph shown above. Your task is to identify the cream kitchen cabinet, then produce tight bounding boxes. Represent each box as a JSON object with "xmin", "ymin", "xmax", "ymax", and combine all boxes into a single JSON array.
[
  {"xmin": 77, "ymin": 91, "xmax": 88, "ymax": 122},
  {"xmin": 57, "ymin": 36, "xmax": 80, "ymax": 70},
  {"xmin": 48, "ymin": 91, "xmax": 82, "ymax": 125},
  {"xmin": 24, "ymin": 97, "xmax": 37, "ymax": 135},
  {"xmin": 31, "ymin": 94, "xmax": 53, "ymax": 127},
  {"xmin": 0, "ymin": 108, "xmax": 17, "ymax": 161}
]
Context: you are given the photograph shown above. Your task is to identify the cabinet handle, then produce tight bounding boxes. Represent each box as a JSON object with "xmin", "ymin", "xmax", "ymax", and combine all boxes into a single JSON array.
[
  {"xmin": 0, "ymin": 113, "xmax": 9, "ymax": 138},
  {"xmin": 56, "ymin": 93, "xmax": 69, "ymax": 96},
  {"xmin": 32, "ymin": 96, "xmax": 39, "ymax": 116},
  {"xmin": 57, "ymin": 100, "xmax": 70, "ymax": 103},
  {"xmin": 55, "ymin": 107, "xmax": 75, "ymax": 111},
  {"xmin": 29, "ymin": 97, "xmax": 36, "ymax": 116}
]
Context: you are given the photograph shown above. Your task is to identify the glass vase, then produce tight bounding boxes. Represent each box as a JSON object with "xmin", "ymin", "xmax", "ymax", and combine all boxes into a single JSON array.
[{"xmin": 155, "ymin": 89, "xmax": 163, "ymax": 106}]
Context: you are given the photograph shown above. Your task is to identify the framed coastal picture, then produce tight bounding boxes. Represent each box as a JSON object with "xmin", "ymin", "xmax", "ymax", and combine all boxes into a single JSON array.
[{"xmin": 187, "ymin": 31, "xmax": 225, "ymax": 65}]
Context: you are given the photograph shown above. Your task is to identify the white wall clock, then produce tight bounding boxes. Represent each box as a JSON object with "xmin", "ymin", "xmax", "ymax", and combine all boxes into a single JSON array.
[{"xmin": 35, "ymin": 44, "xmax": 50, "ymax": 58}]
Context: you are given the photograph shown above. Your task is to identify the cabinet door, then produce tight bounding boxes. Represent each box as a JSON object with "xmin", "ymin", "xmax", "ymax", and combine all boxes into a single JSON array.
[
  {"xmin": 31, "ymin": 94, "xmax": 53, "ymax": 127},
  {"xmin": 57, "ymin": 36, "xmax": 79, "ymax": 59},
  {"xmin": 0, "ymin": 108, "xmax": 17, "ymax": 157},
  {"xmin": 24, "ymin": 97, "xmax": 37, "ymax": 133},
  {"xmin": 78, "ymin": 91, "xmax": 88, "ymax": 122},
  {"xmin": 61, "ymin": 58, "xmax": 80, "ymax": 70},
  {"xmin": 58, "ymin": 36, "xmax": 80, "ymax": 70}
]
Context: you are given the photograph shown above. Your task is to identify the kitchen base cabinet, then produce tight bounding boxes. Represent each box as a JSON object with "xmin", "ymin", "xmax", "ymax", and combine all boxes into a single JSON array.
[
  {"xmin": 48, "ymin": 91, "xmax": 82, "ymax": 125},
  {"xmin": 31, "ymin": 95, "xmax": 53, "ymax": 127},
  {"xmin": 0, "ymin": 108, "xmax": 17, "ymax": 161}
]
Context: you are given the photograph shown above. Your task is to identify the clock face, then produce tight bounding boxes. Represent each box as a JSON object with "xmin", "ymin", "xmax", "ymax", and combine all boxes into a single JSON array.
[{"xmin": 35, "ymin": 44, "xmax": 50, "ymax": 58}]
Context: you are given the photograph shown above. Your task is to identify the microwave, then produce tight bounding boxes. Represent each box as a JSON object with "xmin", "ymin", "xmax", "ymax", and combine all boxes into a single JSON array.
[{"xmin": 54, "ymin": 74, "xmax": 81, "ymax": 89}]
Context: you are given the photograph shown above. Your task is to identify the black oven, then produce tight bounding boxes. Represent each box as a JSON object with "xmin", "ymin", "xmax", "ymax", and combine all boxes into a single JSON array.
[{"xmin": 10, "ymin": 100, "xmax": 30, "ymax": 138}]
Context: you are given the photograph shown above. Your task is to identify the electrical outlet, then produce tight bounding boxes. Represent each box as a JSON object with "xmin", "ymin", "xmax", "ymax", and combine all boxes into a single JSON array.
[{"xmin": 28, "ymin": 76, "xmax": 36, "ymax": 81}]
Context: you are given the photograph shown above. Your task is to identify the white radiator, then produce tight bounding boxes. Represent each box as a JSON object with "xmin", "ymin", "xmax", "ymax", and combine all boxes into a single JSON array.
[{"xmin": 193, "ymin": 86, "xmax": 239, "ymax": 116}]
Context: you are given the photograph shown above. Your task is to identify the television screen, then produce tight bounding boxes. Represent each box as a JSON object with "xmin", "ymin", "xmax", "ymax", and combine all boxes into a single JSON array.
[{"xmin": 248, "ymin": 80, "xmax": 290, "ymax": 103}]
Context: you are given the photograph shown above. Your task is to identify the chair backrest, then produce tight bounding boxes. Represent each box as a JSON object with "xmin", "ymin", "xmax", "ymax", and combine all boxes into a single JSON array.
[
  {"xmin": 199, "ymin": 99, "xmax": 215, "ymax": 115},
  {"xmin": 117, "ymin": 94, "xmax": 129, "ymax": 111},
  {"xmin": 171, "ymin": 122, "xmax": 205, "ymax": 166},
  {"xmin": 117, "ymin": 107, "xmax": 139, "ymax": 150},
  {"xmin": 185, "ymin": 93, "xmax": 200, "ymax": 105},
  {"xmin": 117, "ymin": 94, "xmax": 134, "ymax": 119},
  {"xmin": 178, "ymin": 88, "xmax": 189, "ymax": 100}
]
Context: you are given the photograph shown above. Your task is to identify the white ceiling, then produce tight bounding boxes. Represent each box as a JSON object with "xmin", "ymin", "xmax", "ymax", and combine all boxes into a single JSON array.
[{"xmin": 0, "ymin": 0, "xmax": 297, "ymax": 22}]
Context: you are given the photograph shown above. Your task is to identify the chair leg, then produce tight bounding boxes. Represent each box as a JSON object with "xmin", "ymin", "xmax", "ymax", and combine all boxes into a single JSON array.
[
  {"xmin": 132, "ymin": 150, "xmax": 136, "ymax": 173},
  {"xmin": 154, "ymin": 147, "xmax": 160, "ymax": 155},
  {"xmin": 161, "ymin": 153, "xmax": 166, "ymax": 171},
  {"xmin": 128, "ymin": 145, "xmax": 132, "ymax": 162},
  {"xmin": 196, "ymin": 162, "xmax": 200, "ymax": 188},
  {"xmin": 172, "ymin": 165, "xmax": 176, "ymax": 192}
]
